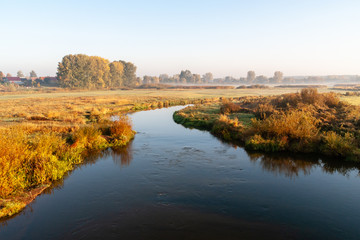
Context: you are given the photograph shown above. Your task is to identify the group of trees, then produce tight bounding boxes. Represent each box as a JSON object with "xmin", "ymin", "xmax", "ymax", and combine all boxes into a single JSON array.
[
  {"xmin": 244, "ymin": 71, "xmax": 284, "ymax": 84},
  {"xmin": 142, "ymin": 70, "xmax": 285, "ymax": 85},
  {"xmin": 57, "ymin": 54, "xmax": 138, "ymax": 88},
  {"xmin": 0, "ymin": 70, "xmax": 37, "ymax": 81},
  {"xmin": 143, "ymin": 70, "xmax": 214, "ymax": 85}
]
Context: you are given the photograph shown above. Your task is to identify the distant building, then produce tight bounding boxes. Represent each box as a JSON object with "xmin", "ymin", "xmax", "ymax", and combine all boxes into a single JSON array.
[{"xmin": 4, "ymin": 77, "xmax": 23, "ymax": 85}]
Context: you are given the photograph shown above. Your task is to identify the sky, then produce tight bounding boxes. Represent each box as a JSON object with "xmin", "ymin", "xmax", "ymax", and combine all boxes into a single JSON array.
[{"xmin": 0, "ymin": 0, "xmax": 359, "ymax": 78}]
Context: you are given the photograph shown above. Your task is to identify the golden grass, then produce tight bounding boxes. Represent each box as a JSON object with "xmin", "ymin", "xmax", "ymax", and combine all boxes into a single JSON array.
[{"xmin": 340, "ymin": 96, "xmax": 360, "ymax": 106}]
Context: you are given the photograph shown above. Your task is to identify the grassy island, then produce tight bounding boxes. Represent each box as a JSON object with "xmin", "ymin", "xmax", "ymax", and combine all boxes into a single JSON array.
[{"xmin": 174, "ymin": 89, "xmax": 360, "ymax": 162}]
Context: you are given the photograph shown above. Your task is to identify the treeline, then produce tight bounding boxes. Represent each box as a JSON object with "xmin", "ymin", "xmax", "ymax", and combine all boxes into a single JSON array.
[
  {"xmin": 143, "ymin": 70, "xmax": 360, "ymax": 85},
  {"xmin": 57, "ymin": 54, "xmax": 139, "ymax": 88},
  {"xmin": 143, "ymin": 70, "xmax": 285, "ymax": 85}
]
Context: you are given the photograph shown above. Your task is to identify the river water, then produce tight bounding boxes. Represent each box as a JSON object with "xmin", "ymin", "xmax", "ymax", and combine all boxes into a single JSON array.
[{"xmin": 1, "ymin": 106, "xmax": 360, "ymax": 240}]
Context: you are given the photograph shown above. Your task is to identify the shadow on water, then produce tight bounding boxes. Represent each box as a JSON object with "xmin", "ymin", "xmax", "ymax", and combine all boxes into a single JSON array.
[
  {"xmin": 110, "ymin": 140, "xmax": 134, "ymax": 167},
  {"xmin": 247, "ymin": 151, "xmax": 360, "ymax": 179}
]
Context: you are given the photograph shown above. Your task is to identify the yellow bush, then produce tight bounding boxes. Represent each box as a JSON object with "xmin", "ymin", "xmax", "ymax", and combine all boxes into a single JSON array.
[
  {"xmin": 110, "ymin": 115, "xmax": 135, "ymax": 146},
  {"xmin": 321, "ymin": 131, "xmax": 356, "ymax": 157},
  {"xmin": 252, "ymin": 109, "xmax": 319, "ymax": 140}
]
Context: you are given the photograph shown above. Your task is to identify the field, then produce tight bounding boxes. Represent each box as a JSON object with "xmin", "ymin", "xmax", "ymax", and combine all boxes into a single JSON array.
[{"xmin": 1, "ymin": 87, "xmax": 354, "ymax": 124}]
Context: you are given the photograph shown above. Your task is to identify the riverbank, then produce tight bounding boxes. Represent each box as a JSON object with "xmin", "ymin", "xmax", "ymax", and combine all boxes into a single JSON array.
[
  {"xmin": 174, "ymin": 89, "xmax": 360, "ymax": 162},
  {"xmin": 0, "ymin": 117, "xmax": 135, "ymax": 219}
]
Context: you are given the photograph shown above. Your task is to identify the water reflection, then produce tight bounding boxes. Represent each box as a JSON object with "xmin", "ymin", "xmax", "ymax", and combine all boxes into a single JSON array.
[
  {"xmin": 111, "ymin": 140, "xmax": 133, "ymax": 167},
  {"xmin": 248, "ymin": 152, "xmax": 360, "ymax": 178}
]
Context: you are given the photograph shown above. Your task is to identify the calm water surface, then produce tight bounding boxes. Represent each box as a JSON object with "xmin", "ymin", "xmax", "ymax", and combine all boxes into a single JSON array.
[{"xmin": 1, "ymin": 106, "xmax": 360, "ymax": 240}]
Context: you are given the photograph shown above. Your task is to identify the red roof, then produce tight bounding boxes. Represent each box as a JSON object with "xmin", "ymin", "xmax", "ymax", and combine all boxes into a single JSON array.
[{"xmin": 7, "ymin": 77, "xmax": 21, "ymax": 81}]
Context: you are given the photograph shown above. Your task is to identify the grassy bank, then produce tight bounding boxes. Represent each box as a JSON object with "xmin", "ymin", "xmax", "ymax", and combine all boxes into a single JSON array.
[
  {"xmin": 0, "ymin": 116, "xmax": 135, "ymax": 219},
  {"xmin": 174, "ymin": 89, "xmax": 360, "ymax": 161}
]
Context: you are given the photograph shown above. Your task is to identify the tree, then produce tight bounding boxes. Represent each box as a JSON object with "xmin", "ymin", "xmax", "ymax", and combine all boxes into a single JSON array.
[
  {"xmin": 254, "ymin": 75, "xmax": 269, "ymax": 84},
  {"xmin": 172, "ymin": 74, "xmax": 180, "ymax": 83},
  {"xmin": 179, "ymin": 70, "xmax": 193, "ymax": 83},
  {"xmin": 225, "ymin": 76, "xmax": 236, "ymax": 83},
  {"xmin": 193, "ymin": 74, "xmax": 201, "ymax": 84},
  {"xmin": 273, "ymin": 71, "xmax": 283, "ymax": 83},
  {"xmin": 152, "ymin": 76, "xmax": 160, "ymax": 84},
  {"xmin": 119, "ymin": 61, "xmax": 137, "ymax": 87},
  {"xmin": 57, "ymin": 54, "xmax": 92, "ymax": 88},
  {"xmin": 30, "ymin": 70, "xmax": 37, "ymax": 78},
  {"xmin": 143, "ymin": 75, "xmax": 152, "ymax": 84},
  {"xmin": 109, "ymin": 61, "xmax": 124, "ymax": 87},
  {"xmin": 6, "ymin": 73, "xmax": 12, "ymax": 77},
  {"xmin": 159, "ymin": 74, "xmax": 169, "ymax": 83},
  {"xmin": 0, "ymin": 71, "xmax": 4, "ymax": 82},
  {"xmin": 57, "ymin": 54, "xmax": 136, "ymax": 88},
  {"xmin": 202, "ymin": 72, "xmax": 213, "ymax": 83},
  {"xmin": 17, "ymin": 70, "xmax": 24, "ymax": 78},
  {"xmin": 247, "ymin": 71, "xmax": 256, "ymax": 83},
  {"xmin": 57, "ymin": 54, "xmax": 109, "ymax": 88}
]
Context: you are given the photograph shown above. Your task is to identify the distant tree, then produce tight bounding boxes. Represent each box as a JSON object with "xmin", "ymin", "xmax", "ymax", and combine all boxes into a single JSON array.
[
  {"xmin": 119, "ymin": 61, "xmax": 137, "ymax": 87},
  {"xmin": 193, "ymin": 74, "xmax": 201, "ymax": 84},
  {"xmin": 202, "ymin": 72, "xmax": 213, "ymax": 83},
  {"xmin": 254, "ymin": 75, "xmax": 269, "ymax": 84},
  {"xmin": 239, "ymin": 77, "xmax": 246, "ymax": 84},
  {"xmin": 30, "ymin": 70, "xmax": 37, "ymax": 78},
  {"xmin": 273, "ymin": 71, "xmax": 283, "ymax": 83},
  {"xmin": 143, "ymin": 75, "xmax": 151, "ymax": 84},
  {"xmin": 17, "ymin": 70, "xmax": 24, "ymax": 78},
  {"xmin": 57, "ymin": 54, "xmax": 109, "ymax": 88},
  {"xmin": 0, "ymin": 71, "xmax": 4, "ymax": 82},
  {"xmin": 6, "ymin": 73, "xmax": 12, "ymax": 77},
  {"xmin": 173, "ymin": 74, "xmax": 180, "ymax": 83},
  {"xmin": 159, "ymin": 74, "xmax": 169, "ymax": 83},
  {"xmin": 152, "ymin": 76, "xmax": 160, "ymax": 84},
  {"xmin": 180, "ymin": 77, "xmax": 187, "ymax": 84},
  {"xmin": 180, "ymin": 70, "xmax": 193, "ymax": 83},
  {"xmin": 225, "ymin": 76, "xmax": 236, "ymax": 83},
  {"xmin": 247, "ymin": 71, "xmax": 256, "ymax": 83},
  {"xmin": 109, "ymin": 61, "xmax": 124, "ymax": 87}
]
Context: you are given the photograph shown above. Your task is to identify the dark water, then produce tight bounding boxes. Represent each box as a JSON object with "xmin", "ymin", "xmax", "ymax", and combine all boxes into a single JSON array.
[{"xmin": 1, "ymin": 106, "xmax": 360, "ymax": 240}]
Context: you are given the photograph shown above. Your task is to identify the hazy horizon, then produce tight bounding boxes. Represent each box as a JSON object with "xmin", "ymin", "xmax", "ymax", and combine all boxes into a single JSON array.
[{"xmin": 1, "ymin": 0, "xmax": 359, "ymax": 78}]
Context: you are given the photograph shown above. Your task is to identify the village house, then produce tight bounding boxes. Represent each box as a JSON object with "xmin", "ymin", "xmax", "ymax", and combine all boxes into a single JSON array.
[{"xmin": 4, "ymin": 76, "xmax": 24, "ymax": 85}]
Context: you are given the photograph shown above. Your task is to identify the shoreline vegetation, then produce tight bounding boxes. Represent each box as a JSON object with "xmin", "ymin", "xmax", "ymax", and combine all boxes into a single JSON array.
[
  {"xmin": 0, "ymin": 117, "xmax": 135, "ymax": 219},
  {"xmin": 174, "ymin": 88, "xmax": 360, "ymax": 162}
]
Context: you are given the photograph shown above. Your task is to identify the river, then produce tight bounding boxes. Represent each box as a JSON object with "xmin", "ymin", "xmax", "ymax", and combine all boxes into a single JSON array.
[{"xmin": 1, "ymin": 106, "xmax": 360, "ymax": 239}]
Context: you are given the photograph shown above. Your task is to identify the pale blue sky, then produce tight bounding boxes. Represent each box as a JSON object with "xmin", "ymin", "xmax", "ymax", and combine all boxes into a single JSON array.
[{"xmin": 0, "ymin": 0, "xmax": 359, "ymax": 77}]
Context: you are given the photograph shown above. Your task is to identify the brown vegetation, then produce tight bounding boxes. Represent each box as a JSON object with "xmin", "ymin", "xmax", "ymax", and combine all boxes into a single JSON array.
[{"xmin": 174, "ymin": 88, "xmax": 360, "ymax": 161}]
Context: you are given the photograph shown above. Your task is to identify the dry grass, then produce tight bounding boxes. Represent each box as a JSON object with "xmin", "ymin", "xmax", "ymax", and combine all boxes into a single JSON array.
[{"xmin": 340, "ymin": 95, "xmax": 360, "ymax": 106}]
